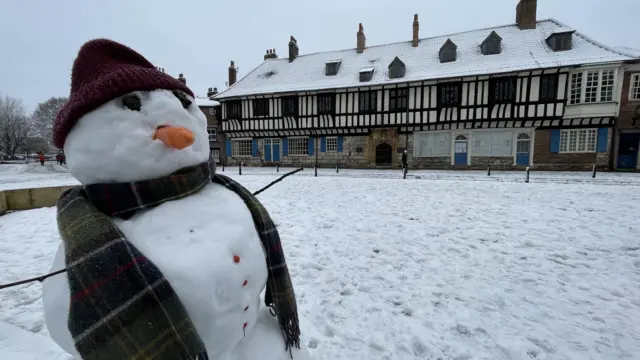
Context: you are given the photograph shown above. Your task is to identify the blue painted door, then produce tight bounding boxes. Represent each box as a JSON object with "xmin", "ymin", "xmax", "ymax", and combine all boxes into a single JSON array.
[
  {"xmin": 272, "ymin": 144, "xmax": 280, "ymax": 162},
  {"xmin": 454, "ymin": 140, "xmax": 467, "ymax": 165},
  {"xmin": 516, "ymin": 139, "xmax": 530, "ymax": 166},
  {"xmin": 264, "ymin": 144, "xmax": 272, "ymax": 162},
  {"xmin": 617, "ymin": 134, "xmax": 639, "ymax": 169}
]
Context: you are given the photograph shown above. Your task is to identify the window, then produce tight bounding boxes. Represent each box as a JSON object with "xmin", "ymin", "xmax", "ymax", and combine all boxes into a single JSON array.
[
  {"xmin": 325, "ymin": 61, "xmax": 341, "ymax": 76},
  {"xmin": 438, "ymin": 82, "xmax": 461, "ymax": 107},
  {"xmin": 282, "ymin": 96, "xmax": 298, "ymax": 116},
  {"xmin": 288, "ymin": 137, "xmax": 308, "ymax": 156},
  {"xmin": 207, "ymin": 127, "xmax": 217, "ymax": 142},
  {"xmin": 472, "ymin": 131, "xmax": 513, "ymax": 157},
  {"xmin": 318, "ymin": 93, "xmax": 335, "ymax": 114},
  {"xmin": 389, "ymin": 88, "xmax": 408, "ymax": 111},
  {"xmin": 559, "ymin": 129, "xmax": 597, "ymax": 153},
  {"xmin": 227, "ymin": 100, "xmax": 242, "ymax": 118},
  {"xmin": 630, "ymin": 74, "xmax": 640, "ymax": 100},
  {"xmin": 359, "ymin": 68, "xmax": 374, "ymax": 82},
  {"xmin": 208, "ymin": 108, "xmax": 216, "ymax": 115},
  {"xmin": 358, "ymin": 91, "xmax": 377, "ymax": 113},
  {"xmin": 490, "ymin": 77, "xmax": 515, "ymax": 103},
  {"xmin": 211, "ymin": 149, "xmax": 220, "ymax": 163},
  {"xmin": 481, "ymin": 31, "xmax": 502, "ymax": 55},
  {"xmin": 326, "ymin": 136, "xmax": 337, "ymax": 152},
  {"xmin": 388, "ymin": 57, "xmax": 406, "ymax": 79},
  {"xmin": 539, "ymin": 74, "xmax": 558, "ymax": 101},
  {"xmin": 253, "ymin": 98, "xmax": 269, "ymax": 116},
  {"xmin": 413, "ymin": 131, "xmax": 451, "ymax": 157},
  {"xmin": 569, "ymin": 69, "xmax": 616, "ymax": 105},
  {"xmin": 439, "ymin": 39, "xmax": 457, "ymax": 63},
  {"xmin": 546, "ymin": 32, "xmax": 573, "ymax": 52},
  {"xmin": 232, "ymin": 139, "xmax": 252, "ymax": 157}
]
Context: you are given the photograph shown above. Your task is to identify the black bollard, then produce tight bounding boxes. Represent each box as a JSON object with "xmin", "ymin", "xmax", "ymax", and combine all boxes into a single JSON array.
[
  {"xmin": 525, "ymin": 167, "xmax": 530, "ymax": 183},
  {"xmin": 592, "ymin": 164, "xmax": 596, "ymax": 178},
  {"xmin": 276, "ymin": 164, "xmax": 280, "ymax": 172},
  {"xmin": 222, "ymin": 163, "xmax": 225, "ymax": 172},
  {"xmin": 336, "ymin": 164, "xmax": 339, "ymax": 173},
  {"xmin": 314, "ymin": 165, "xmax": 317, "ymax": 177},
  {"xmin": 487, "ymin": 165, "xmax": 491, "ymax": 176},
  {"xmin": 239, "ymin": 162, "xmax": 242, "ymax": 175}
]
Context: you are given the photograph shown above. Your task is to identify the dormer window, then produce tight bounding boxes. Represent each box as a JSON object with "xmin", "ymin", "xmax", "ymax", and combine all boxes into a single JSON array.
[
  {"xmin": 439, "ymin": 38, "xmax": 457, "ymax": 63},
  {"xmin": 481, "ymin": 31, "xmax": 502, "ymax": 55},
  {"xmin": 325, "ymin": 61, "xmax": 342, "ymax": 76},
  {"xmin": 359, "ymin": 67, "xmax": 374, "ymax": 82},
  {"xmin": 388, "ymin": 57, "xmax": 406, "ymax": 79},
  {"xmin": 546, "ymin": 30, "xmax": 574, "ymax": 52}
]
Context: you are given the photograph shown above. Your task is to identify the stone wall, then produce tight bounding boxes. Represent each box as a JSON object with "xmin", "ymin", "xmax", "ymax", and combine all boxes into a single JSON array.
[{"xmin": 470, "ymin": 156, "xmax": 514, "ymax": 167}]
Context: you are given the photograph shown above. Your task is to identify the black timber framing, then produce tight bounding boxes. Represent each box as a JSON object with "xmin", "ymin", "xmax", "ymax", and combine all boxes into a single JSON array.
[{"xmin": 219, "ymin": 68, "xmax": 575, "ymax": 135}]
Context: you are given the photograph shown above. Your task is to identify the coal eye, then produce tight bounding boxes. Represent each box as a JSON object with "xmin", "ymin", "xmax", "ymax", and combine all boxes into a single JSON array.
[
  {"xmin": 173, "ymin": 90, "xmax": 192, "ymax": 109},
  {"xmin": 122, "ymin": 94, "xmax": 141, "ymax": 111}
]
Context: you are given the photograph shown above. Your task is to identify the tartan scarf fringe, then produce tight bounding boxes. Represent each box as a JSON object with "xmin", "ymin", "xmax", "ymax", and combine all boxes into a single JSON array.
[{"xmin": 58, "ymin": 158, "xmax": 300, "ymax": 359}]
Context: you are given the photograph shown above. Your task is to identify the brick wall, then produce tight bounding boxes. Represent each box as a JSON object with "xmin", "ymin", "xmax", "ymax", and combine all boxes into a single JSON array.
[
  {"xmin": 618, "ymin": 70, "xmax": 640, "ymax": 130},
  {"xmin": 533, "ymin": 129, "xmax": 610, "ymax": 170},
  {"xmin": 199, "ymin": 105, "xmax": 226, "ymax": 164}
]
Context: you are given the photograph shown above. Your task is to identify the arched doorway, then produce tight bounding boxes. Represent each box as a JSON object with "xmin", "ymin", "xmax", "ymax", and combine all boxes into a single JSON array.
[
  {"xmin": 516, "ymin": 133, "xmax": 531, "ymax": 166},
  {"xmin": 375, "ymin": 143, "xmax": 393, "ymax": 167},
  {"xmin": 454, "ymin": 135, "xmax": 468, "ymax": 165}
]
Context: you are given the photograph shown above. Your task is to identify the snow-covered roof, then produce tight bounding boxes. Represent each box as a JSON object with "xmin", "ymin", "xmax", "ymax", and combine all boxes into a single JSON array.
[
  {"xmin": 214, "ymin": 19, "xmax": 633, "ymax": 100},
  {"xmin": 613, "ymin": 47, "xmax": 640, "ymax": 58},
  {"xmin": 194, "ymin": 97, "xmax": 220, "ymax": 107}
]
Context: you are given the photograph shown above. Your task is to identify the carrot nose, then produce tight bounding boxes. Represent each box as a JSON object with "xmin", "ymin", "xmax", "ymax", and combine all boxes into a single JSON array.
[{"xmin": 152, "ymin": 126, "xmax": 195, "ymax": 150}]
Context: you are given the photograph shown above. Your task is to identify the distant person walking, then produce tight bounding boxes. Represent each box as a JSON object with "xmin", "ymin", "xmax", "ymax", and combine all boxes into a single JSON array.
[
  {"xmin": 56, "ymin": 153, "xmax": 62, "ymax": 165},
  {"xmin": 401, "ymin": 149, "xmax": 408, "ymax": 179},
  {"xmin": 39, "ymin": 153, "xmax": 45, "ymax": 166}
]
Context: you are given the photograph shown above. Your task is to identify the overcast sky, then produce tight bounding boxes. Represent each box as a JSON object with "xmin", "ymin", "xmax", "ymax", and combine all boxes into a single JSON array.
[{"xmin": 1, "ymin": 0, "xmax": 638, "ymax": 111}]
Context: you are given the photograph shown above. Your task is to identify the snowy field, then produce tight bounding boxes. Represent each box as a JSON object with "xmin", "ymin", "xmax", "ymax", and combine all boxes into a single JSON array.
[{"xmin": 1, "ymin": 164, "xmax": 640, "ymax": 359}]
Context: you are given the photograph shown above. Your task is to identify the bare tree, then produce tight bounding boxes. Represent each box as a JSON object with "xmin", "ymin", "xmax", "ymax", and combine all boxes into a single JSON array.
[
  {"xmin": 31, "ymin": 96, "xmax": 67, "ymax": 147},
  {"xmin": 0, "ymin": 95, "xmax": 32, "ymax": 156}
]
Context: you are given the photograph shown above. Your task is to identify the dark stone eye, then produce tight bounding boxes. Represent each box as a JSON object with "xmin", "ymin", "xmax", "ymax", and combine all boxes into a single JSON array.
[
  {"xmin": 173, "ymin": 90, "xmax": 192, "ymax": 109},
  {"xmin": 122, "ymin": 94, "xmax": 141, "ymax": 111}
]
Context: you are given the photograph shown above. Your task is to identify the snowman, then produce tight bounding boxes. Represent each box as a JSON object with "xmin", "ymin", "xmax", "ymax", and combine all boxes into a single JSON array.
[{"xmin": 42, "ymin": 39, "xmax": 312, "ymax": 360}]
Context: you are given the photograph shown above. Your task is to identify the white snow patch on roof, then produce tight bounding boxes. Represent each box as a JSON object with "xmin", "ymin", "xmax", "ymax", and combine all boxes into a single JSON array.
[
  {"xmin": 214, "ymin": 19, "xmax": 633, "ymax": 99},
  {"xmin": 195, "ymin": 97, "xmax": 220, "ymax": 107},
  {"xmin": 613, "ymin": 46, "xmax": 640, "ymax": 58},
  {"xmin": 359, "ymin": 67, "xmax": 374, "ymax": 72},
  {"xmin": 549, "ymin": 26, "xmax": 575, "ymax": 35}
]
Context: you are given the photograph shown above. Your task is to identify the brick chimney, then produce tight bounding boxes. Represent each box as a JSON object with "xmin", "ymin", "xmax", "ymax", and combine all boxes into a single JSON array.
[
  {"xmin": 356, "ymin": 23, "xmax": 366, "ymax": 54},
  {"xmin": 288, "ymin": 37, "xmax": 299, "ymax": 63},
  {"xmin": 516, "ymin": 0, "xmax": 537, "ymax": 30},
  {"xmin": 412, "ymin": 14, "xmax": 419, "ymax": 47},
  {"xmin": 177, "ymin": 73, "xmax": 186, "ymax": 85},
  {"xmin": 228, "ymin": 61, "xmax": 237, "ymax": 86},
  {"xmin": 264, "ymin": 48, "xmax": 278, "ymax": 60},
  {"xmin": 207, "ymin": 87, "xmax": 218, "ymax": 98}
]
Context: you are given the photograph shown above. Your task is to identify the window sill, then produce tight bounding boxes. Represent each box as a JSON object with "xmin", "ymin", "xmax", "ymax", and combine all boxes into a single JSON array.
[
  {"xmin": 558, "ymin": 151, "xmax": 597, "ymax": 154},
  {"xmin": 287, "ymin": 154, "xmax": 310, "ymax": 157},
  {"xmin": 566, "ymin": 101, "xmax": 619, "ymax": 106},
  {"xmin": 231, "ymin": 155, "xmax": 252, "ymax": 158}
]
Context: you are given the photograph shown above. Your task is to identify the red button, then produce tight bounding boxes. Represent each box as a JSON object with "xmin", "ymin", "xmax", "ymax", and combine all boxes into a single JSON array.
[
  {"xmin": 243, "ymin": 322, "xmax": 247, "ymax": 328},
  {"xmin": 242, "ymin": 279, "xmax": 248, "ymax": 286},
  {"xmin": 233, "ymin": 255, "xmax": 240, "ymax": 263}
]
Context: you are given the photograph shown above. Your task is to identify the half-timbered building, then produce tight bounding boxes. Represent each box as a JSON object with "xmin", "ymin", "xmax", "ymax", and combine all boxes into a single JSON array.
[{"xmin": 214, "ymin": 0, "xmax": 636, "ymax": 170}]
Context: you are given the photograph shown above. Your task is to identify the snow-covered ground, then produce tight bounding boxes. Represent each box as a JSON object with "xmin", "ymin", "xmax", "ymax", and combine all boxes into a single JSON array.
[
  {"xmin": 1, "ymin": 164, "xmax": 640, "ymax": 359},
  {"xmin": 0, "ymin": 163, "xmax": 78, "ymax": 191}
]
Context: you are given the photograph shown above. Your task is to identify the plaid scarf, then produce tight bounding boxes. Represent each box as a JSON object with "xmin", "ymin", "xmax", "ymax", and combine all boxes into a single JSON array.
[{"xmin": 56, "ymin": 159, "xmax": 300, "ymax": 360}]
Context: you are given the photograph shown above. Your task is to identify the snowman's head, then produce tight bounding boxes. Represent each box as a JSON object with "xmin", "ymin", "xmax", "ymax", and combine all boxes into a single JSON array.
[
  {"xmin": 63, "ymin": 89, "xmax": 210, "ymax": 184},
  {"xmin": 53, "ymin": 39, "xmax": 211, "ymax": 185}
]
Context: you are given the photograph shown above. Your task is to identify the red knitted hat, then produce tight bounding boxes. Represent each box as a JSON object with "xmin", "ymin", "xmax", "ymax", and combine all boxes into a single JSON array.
[{"xmin": 53, "ymin": 39, "xmax": 194, "ymax": 148}]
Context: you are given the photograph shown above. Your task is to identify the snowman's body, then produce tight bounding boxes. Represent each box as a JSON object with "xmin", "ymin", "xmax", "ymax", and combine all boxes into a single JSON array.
[{"xmin": 43, "ymin": 89, "xmax": 311, "ymax": 360}]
